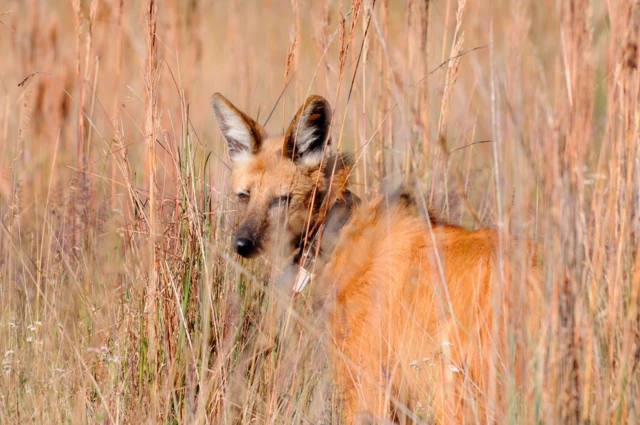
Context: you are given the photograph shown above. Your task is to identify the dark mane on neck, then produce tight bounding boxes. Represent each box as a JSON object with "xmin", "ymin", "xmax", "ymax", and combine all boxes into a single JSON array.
[
  {"xmin": 291, "ymin": 151, "xmax": 358, "ymax": 269},
  {"xmin": 321, "ymin": 151, "xmax": 354, "ymax": 202},
  {"xmin": 387, "ymin": 183, "xmax": 447, "ymax": 226}
]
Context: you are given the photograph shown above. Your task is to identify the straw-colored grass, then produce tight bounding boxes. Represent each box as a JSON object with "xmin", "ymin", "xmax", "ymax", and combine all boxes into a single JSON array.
[{"xmin": 0, "ymin": 0, "xmax": 638, "ymax": 424}]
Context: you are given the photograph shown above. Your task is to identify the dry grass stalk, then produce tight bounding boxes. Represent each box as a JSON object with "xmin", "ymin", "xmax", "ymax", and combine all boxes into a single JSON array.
[{"xmin": 144, "ymin": 0, "xmax": 160, "ymax": 381}]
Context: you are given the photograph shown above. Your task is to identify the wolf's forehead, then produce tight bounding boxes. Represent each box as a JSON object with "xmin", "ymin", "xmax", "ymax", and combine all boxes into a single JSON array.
[
  {"xmin": 261, "ymin": 136, "xmax": 284, "ymax": 153},
  {"xmin": 231, "ymin": 155, "xmax": 296, "ymax": 190}
]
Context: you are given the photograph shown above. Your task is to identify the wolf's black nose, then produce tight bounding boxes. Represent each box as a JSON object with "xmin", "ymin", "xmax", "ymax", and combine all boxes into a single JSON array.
[{"xmin": 234, "ymin": 236, "xmax": 257, "ymax": 258}]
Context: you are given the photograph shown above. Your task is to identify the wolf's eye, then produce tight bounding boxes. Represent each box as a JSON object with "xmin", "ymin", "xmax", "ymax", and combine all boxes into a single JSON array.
[
  {"xmin": 269, "ymin": 195, "xmax": 290, "ymax": 209},
  {"xmin": 237, "ymin": 192, "xmax": 249, "ymax": 203}
]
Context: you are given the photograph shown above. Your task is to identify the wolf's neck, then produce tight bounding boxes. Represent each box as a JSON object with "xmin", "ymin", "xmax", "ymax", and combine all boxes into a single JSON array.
[{"xmin": 294, "ymin": 189, "xmax": 359, "ymax": 272}]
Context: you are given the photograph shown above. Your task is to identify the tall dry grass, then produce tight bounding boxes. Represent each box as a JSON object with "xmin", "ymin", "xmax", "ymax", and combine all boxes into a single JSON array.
[{"xmin": 0, "ymin": 0, "xmax": 638, "ymax": 424}]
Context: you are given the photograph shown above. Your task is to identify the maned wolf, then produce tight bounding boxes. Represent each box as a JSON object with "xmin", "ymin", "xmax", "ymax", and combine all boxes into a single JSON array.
[{"xmin": 212, "ymin": 93, "xmax": 533, "ymax": 424}]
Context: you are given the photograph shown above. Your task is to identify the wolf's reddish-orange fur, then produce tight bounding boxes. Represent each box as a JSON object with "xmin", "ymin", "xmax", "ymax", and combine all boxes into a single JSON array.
[
  {"xmin": 212, "ymin": 93, "xmax": 530, "ymax": 424},
  {"xmin": 322, "ymin": 195, "xmax": 506, "ymax": 424}
]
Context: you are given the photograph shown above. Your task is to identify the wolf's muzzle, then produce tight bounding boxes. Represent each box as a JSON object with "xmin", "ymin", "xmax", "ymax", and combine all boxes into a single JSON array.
[{"xmin": 233, "ymin": 236, "xmax": 259, "ymax": 258}]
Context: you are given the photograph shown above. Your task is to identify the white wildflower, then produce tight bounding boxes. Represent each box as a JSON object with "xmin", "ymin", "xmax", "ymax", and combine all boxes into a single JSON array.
[{"xmin": 104, "ymin": 355, "xmax": 120, "ymax": 364}]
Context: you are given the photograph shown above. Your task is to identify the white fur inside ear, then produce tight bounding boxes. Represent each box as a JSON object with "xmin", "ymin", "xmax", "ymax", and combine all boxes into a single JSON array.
[
  {"xmin": 292, "ymin": 108, "xmax": 324, "ymax": 156},
  {"xmin": 213, "ymin": 101, "xmax": 254, "ymax": 160},
  {"xmin": 296, "ymin": 117, "xmax": 319, "ymax": 152},
  {"xmin": 286, "ymin": 97, "xmax": 332, "ymax": 165},
  {"xmin": 230, "ymin": 150, "xmax": 251, "ymax": 164},
  {"xmin": 299, "ymin": 150, "xmax": 324, "ymax": 167}
]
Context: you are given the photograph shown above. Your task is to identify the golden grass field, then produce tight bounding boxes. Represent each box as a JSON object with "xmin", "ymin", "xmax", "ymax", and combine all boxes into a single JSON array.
[{"xmin": 0, "ymin": 0, "xmax": 638, "ymax": 423}]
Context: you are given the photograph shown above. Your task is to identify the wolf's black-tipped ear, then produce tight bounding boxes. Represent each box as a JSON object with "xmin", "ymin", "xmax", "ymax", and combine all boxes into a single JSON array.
[
  {"xmin": 284, "ymin": 95, "xmax": 332, "ymax": 166},
  {"xmin": 211, "ymin": 93, "xmax": 265, "ymax": 162}
]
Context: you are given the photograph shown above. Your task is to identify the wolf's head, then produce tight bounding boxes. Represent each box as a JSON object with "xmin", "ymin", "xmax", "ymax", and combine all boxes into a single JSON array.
[{"xmin": 212, "ymin": 93, "xmax": 352, "ymax": 260}]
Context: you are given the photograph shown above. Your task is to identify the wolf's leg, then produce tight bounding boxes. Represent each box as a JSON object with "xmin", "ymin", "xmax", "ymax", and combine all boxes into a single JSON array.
[{"xmin": 337, "ymin": 360, "xmax": 395, "ymax": 425}]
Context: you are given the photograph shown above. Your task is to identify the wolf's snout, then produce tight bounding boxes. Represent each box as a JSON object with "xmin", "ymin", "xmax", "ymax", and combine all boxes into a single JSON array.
[{"xmin": 233, "ymin": 236, "xmax": 258, "ymax": 258}]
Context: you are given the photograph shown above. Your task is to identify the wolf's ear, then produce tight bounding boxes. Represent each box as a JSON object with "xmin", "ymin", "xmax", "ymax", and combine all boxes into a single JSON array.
[
  {"xmin": 284, "ymin": 95, "xmax": 332, "ymax": 166},
  {"xmin": 211, "ymin": 93, "xmax": 265, "ymax": 162}
]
